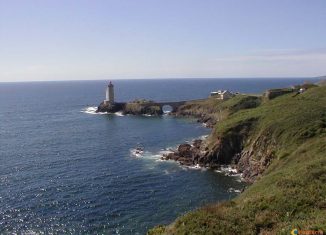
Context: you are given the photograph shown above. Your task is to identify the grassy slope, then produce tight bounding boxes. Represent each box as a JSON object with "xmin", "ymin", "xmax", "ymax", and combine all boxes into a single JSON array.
[
  {"xmin": 176, "ymin": 95, "xmax": 261, "ymax": 124},
  {"xmin": 148, "ymin": 86, "xmax": 326, "ymax": 234}
]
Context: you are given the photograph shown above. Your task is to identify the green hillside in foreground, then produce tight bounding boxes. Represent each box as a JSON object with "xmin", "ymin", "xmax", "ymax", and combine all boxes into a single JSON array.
[{"xmin": 149, "ymin": 85, "xmax": 326, "ymax": 234}]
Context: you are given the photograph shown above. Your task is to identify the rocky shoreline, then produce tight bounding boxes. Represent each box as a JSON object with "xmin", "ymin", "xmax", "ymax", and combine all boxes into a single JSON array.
[
  {"xmin": 97, "ymin": 95, "xmax": 273, "ymax": 183},
  {"xmin": 160, "ymin": 114, "xmax": 265, "ymax": 183},
  {"xmin": 161, "ymin": 139, "xmax": 218, "ymax": 168},
  {"xmin": 160, "ymin": 138, "xmax": 242, "ymax": 177},
  {"xmin": 148, "ymin": 83, "xmax": 326, "ymax": 234}
]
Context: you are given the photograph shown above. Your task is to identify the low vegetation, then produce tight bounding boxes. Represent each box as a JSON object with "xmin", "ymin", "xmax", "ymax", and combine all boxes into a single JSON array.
[
  {"xmin": 148, "ymin": 85, "xmax": 326, "ymax": 234},
  {"xmin": 124, "ymin": 99, "xmax": 162, "ymax": 115},
  {"xmin": 175, "ymin": 95, "xmax": 261, "ymax": 127}
]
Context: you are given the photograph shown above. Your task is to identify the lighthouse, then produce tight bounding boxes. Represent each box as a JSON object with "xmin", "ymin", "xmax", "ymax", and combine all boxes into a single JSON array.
[{"xmin": 105, "ymin": 81, "xmax": 114, "ymax": 104}]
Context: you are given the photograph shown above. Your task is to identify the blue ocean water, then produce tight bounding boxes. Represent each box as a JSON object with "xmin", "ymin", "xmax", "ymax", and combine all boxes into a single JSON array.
[{"xmin": 0, "ymin": 78, "xmax": 317, "ymax": 234}]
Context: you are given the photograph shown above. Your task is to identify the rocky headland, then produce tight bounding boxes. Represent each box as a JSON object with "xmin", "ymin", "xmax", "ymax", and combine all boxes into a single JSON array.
[
  {"xmin": 161, "ymin": 95, "xmax": 263, "ymax": 182},
  {"xmin": 148, "ymin": 82, "xmax": 326, "ymax": 234}
]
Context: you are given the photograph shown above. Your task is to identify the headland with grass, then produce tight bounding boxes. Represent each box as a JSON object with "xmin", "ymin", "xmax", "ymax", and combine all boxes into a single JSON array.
[{"xmin": 148, "ymin": 81, "xmax": 326, "ymax": 234}]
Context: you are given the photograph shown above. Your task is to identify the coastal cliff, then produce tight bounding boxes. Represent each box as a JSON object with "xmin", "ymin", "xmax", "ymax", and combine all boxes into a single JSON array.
[
  {"xmin": 149, "ymin": 84, "xmax": 326, "ymax": 234},
  {"xmin": 163, "ymin": 95, "xmax": 263, "ymax": 182}
]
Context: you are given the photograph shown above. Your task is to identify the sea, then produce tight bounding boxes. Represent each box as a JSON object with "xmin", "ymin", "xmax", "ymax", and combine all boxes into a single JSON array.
[{"xmin": 0, "ymin": 78, "xmax": 318, "ymax": 234}]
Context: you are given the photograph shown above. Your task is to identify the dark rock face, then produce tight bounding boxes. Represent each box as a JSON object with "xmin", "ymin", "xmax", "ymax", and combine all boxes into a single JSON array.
[
  {"xmin": 96, "ymin": 101, "xmax": 163, "ymax": 115},
  {"xmin": 162, "ymin": 139, "xmax": 219, "ymax": 168},
  {"xmin": 214, "ymin": 118, "xmax": 257, "ymax": 164},
  {"xmin": 177, "ymin": 144, "xmax": 192, "ymax": 158},
  {"xmin": 161, "ymin": 118, "xmax": 270, "ymax": 182},
  {"xmin": 236, "ymin": 131, "xmax": 276, "ymax": 183},
  {"xmin": 97, "ymin": 102, "xmax": 125, "ymax": 113},
  {"xmin": 197, "ymin": 116, "xmax": 216, "ymax": 128}
]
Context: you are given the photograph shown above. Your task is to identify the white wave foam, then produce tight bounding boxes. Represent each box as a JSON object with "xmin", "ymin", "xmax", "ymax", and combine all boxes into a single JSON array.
[
  {"xmin": 199, "ymin": 135, "xmax": 209, "ymax": 140},
  {"xmin": 130, "ymin": 148, "xmax": 144, "ymax": 158},
  {"xmin": 159, "ymin": 149, "xmax": 174, "ymax": 155},
  {"xmin": 115, "ymin": 111, "xmax": 125, "ymax": 116},
  {"xmin": 220, "ymin": 165, "xmax": 238, "ymax": 174},
  {"xmin": 81, "ymin": 106, "xmax": 107, "ymax": 115},
  {"xmin": 81, "ymin": 107, "xmax": 127, "ymax": 116},
  {"xmin": 185, "ymin": 164, "xmax": 207, "ymax": 171},
  {"xmin": 215, "ymin": 165, "xmax": 243, "ymax": 180},
  {"xmin": 148, "ymin": 153, "xmax": 164, "ymax": 159},
  {"xmin": 227, "ymin": 187, "xmax": 242, "ymax": 193},
  {"xmin": 184, "ymin": 135, "xmax": 209, "ymax": 145},
  {"xmin": 128, "ymin": 136, "xmax": 243, "ymax": 180}
]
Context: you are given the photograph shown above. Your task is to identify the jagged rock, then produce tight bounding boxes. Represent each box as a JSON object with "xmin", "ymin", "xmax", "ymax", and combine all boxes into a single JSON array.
[
  {"xmin": 192, "ymin": 139, "xmax": 202, "ymax": 148},
  {"xmin": 236, "ymin": 132, "xmax": 277, "ymax": 182},
  {"xmin": 177, "ymin": 144, "xmax": 192, "ymax": 158},
  {"xmin": 161, "ymin": 139, "xmax": 213, "ymax": 167},
  {"xmin": 160, "ymin": 116, "xmax": 277, "ymax": 181},
  {"xmin": 161, "ymin": 117, "xmax": 275, "ymax": 181},
  {"xmin": 162, "ymin": 152, "xmax": 179, "ymax": 161}
]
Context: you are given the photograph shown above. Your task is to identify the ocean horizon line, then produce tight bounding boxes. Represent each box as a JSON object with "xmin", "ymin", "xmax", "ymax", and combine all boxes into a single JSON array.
[{"xmin": 0, "ymin": 76, "xmax": 321, "ymax": 84}]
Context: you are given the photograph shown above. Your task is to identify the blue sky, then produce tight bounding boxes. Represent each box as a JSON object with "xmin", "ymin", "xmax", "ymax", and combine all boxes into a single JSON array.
[{"xmin": 0, "ymin": 0, "xmax": 325, "ymax": 81}]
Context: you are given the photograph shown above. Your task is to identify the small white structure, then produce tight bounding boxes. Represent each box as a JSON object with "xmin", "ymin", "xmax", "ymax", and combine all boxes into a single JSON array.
[
  {"xmin": 104, "ymin": 81, "xmax": 114, "ymax": 104},
  {"xmin": 210, "ymin": 90, "xmax": 234, "ymax": 100}
]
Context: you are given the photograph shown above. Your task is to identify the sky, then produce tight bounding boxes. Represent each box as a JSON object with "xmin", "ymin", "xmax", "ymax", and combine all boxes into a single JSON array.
[{"xmin": 0, "ymin": 0, "xmax": 326, "ymax": 82}]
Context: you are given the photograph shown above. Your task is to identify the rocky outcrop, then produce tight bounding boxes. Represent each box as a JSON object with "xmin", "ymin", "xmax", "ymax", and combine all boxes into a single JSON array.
[
  {"xmin": 97, "ymin": 102, "xmax": 125, "ymax": 113},
  {"xmin": 123, "ymin": 101, "xmax": 163, "ymax": 115},
  {"xmin": 236, "ymin": 130, "xmax": 277, "ymax": 183},
  {"xmin": 197, "ymin": 116, "xmax": 217, "ymax": 128},
  {"xmin": 162, "ymin": 118, "xmax": 271, "ymax": 182},
  {"xmin": 162, "ymin": 140, "xmax": 212, "ymax": 167},
  {"xmin": 96, "ymin": 100, "xmax": 163, "ymax": 115}
]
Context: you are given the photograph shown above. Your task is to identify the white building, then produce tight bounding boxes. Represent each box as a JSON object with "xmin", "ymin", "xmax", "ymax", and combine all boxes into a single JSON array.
[{"xmin": 210, "ymin": 90, "xmax": 234, "ymax": 100}]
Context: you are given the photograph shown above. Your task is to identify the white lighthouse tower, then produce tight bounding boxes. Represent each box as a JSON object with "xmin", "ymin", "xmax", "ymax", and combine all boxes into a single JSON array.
[{"xmin": 104, "ymin": 81, "xmax": 114, "ymax": 104}]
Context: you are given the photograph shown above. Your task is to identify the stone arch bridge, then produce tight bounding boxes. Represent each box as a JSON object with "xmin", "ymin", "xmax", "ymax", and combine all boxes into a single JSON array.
[
  {"xmin": 144, "ymin": 98, "xmax": 206, "ymax": 113},
  {"xmin": 148, "ymin": 101, "xmax": 187, "ymax": 113},
  {"xmin": 97, "ymin": 99, "xmax": 206, "ymax": 114}
]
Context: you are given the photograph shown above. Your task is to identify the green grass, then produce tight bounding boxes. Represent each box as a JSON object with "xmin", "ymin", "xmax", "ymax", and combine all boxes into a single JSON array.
[
  {"xmin": 148, "ymin": 86, "xmax": 326, "ymax": 235},
  {"xmin": 176, "ymin": 95, "xmax": 261, "ymax": 125}
]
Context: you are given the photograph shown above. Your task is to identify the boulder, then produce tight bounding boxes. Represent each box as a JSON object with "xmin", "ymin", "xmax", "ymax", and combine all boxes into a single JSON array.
[{"xmin": 178, "ymin": 144, "xmax": 192, "ymax": 158}]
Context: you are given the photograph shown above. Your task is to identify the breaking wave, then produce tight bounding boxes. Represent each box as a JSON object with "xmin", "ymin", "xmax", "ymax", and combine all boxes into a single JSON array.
[
  {"xmin": 81, "ymin": 106, "xmax": 105, "ymax": 115},
  {"xmin": 215, "ymin": 165, "xmax": 244, "ymax": 181},
  {"xmin": 81, "ymin": 107, "xmax": 125, "ymax": 116}
]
